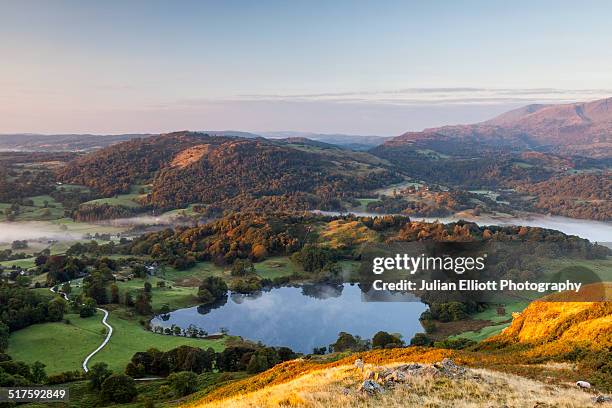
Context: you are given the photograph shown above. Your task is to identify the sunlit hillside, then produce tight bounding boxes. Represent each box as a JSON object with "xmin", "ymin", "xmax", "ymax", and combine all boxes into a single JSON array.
[
  {"xmin": 186, "ymin": 294, "xmax": 612, "ymax": 408},
  {"xmin": 186, "ymin": 355, "xmax": 601, "ymax": 408}
]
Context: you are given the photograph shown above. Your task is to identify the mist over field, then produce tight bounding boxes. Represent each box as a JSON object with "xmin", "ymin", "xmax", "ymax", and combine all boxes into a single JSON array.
[{"xmin": 0, "ymin": 222, "xmax": 82, "ymax": 243}]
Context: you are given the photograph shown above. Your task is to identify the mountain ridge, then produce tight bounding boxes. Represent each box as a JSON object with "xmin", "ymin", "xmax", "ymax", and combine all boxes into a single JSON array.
[{"xmin": 386, "ymin": 97, "xmax": 612, "ymax": 157}]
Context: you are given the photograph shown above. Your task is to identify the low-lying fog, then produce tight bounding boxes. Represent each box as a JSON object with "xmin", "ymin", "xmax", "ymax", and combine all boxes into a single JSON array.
[
  {"xmin": 0, "ymin": 222, "xmax": 83, "ymax": 243},
  {"xmin": 2, "ymin": 213, "xmax": 609, "ymax": 246}
]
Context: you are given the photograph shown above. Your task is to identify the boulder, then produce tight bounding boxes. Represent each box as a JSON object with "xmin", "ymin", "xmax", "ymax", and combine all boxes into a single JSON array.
[
  {"xmin": 358, "ymin": 379, "xmax": 384, "ymax": 395},
  {"xmin": 593, "ymin": 395, "xmax": 612, "ymax": 404},
  {"xmin": 435, "ymin": 358, "xmax": 467, "ymax": 379}
]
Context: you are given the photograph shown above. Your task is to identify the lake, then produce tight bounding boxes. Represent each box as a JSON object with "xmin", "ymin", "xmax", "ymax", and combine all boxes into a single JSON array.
[{"xmin": 150, "ymin": 284, "xmax": 427, "ymax": 354}]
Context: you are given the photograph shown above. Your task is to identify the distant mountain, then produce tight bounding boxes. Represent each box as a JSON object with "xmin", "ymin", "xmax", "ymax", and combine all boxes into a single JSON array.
[
  {"xmin": 197, "ymin": 130, "xmax": 262, "ymax": 139},
  {"xmin": 382, "ymin": 97, "xmax": 612, "ymax": 158},
  {"xmin": 0, "ymin": 130, "xmax": 389, "ymax": 152},
  {"xmin": 58, "ymin": 131, "xmax": 400, "ymax": 213},
  {"xmin": 261, "ymin": 131, "xmax": 391, "ymax": 151},
  {"xmin": 0, "ymin": 133, "xmax": 153, "ymax": 151}
]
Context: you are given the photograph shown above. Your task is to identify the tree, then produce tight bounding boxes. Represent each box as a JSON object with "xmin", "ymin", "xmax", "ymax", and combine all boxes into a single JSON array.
[
  {"xmin": 100, "ymin": 374, "xmax": 137, "ymax": 403},
  {"xmin": 110, "ymin": 284, "xmax": 120, "ymax": 304},
  {"xmin": 410, "ymin": 333, "xmax": 432, "ymax": 347},
  {"xmin": 88, "ymin": 362, "xmax": 112, "ymax": 390},
  {"xmin": 124, "ymin": 292, "xmax": 134, "ymax": 307},
  {"xmin": 246, "ymin": 348, "xmax": 280, "ymax": 374},
  {"xmin": 61, "ymin": 281, "xmax": 72, "ymax": 295},
  {"xmin": 15, "ymin": 275, "xmax": 30, "ymax": 287},
  {"xmin": 197, "ymin": 277, "xmax": 227, "ymax": 305},
  {"xmin": 80, "ymin": 297, "xmax": 97, "ymax": 318},
  {"xmin": 230, "ymin": 259, "xmax": 255, "ymax": 277},
  {"xmin": 83, "ymin": 272, "xmax": 108, "ymax": 304},
  {"xmin": 135, "ymin": 291, "xmax": 153, "ymax": 315},
  {"xmin": 47, "ymin": 297, "xmax": 67, "ymax": 321},
  {"xmin": 372, "ymin": 331, "xmax": 403, "ymax": 349},
  {"xmin": 331, "ymin": 332, "xmax": 358, "ymax": 352},
  {"xmin": 167, "ymin": 371, "xmax": 198, "ymax": 396},
  {"xmin": 11, "ymin": 240, "xmax": 28, "ymax": 250},
  {"xmin": 0, "ymin": 323, "xmax": 9, "ymax": 352},
  {"xmin": 31, "ymin": 361, "xmax": 47, "ymax": 384},
  {"xmin": 291, "ymin": 245, "xmax": 338, "ymax": 272}
]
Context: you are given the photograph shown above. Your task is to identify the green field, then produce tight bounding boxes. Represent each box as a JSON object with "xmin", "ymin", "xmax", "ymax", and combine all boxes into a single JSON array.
[
  {"xmin": 8, "ymin": 313, "xmax": 105, "ymax": 374},
  {"xmin": 160, "ymin": 203, "xmax": 206, "ymax": 218},
  {"xmin": 114, "ymin": 277, "xmax": 200, "ymax": 311},
  {"xmin": 87, "ymin": 309, "xmax": 227, "ymax": 373},
  {"xmin": 254, "ymin": 257, "xmax": 299, "ymax": 279},
  {"xmin": 541, "ymin": 257, "xmax": 612, "ymax": 282},
  {"xmin": 449, "ymin": 322, "xmax": 511, "ymax": 342},
  {"xmin": 0, "ymin": 194, "xmax": 64, "ymax": 221},
  {"xmin": 81, "ymin": 184, "xmax": 149, "ymax": 209},
  {"xmin": 8, "ymin": 309, "xmax": 228, "ymax": 374},
  {"xmin": 162, "ymin": 262, "xmax": 227, "ymax": 286},
  {"xmin": 469, "ymin": 301, "xmax": 529, "ymax": 324},
  {"xmin": 0, "ymin": 257, "xmax": 37, "ymax": 269},
  {"xmin": 82, "ymin": 194, "xmax": 142, "ymax": 209}
]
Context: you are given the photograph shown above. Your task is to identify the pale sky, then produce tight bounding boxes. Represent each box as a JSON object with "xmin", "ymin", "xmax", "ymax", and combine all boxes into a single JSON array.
[{"xmin": 2, "ymin": 0, "xmax": 612, "ymax": 135}]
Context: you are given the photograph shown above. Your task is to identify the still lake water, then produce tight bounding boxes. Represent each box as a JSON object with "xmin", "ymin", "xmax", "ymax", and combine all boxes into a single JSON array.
[{"xmin": 150, "ymin": 284, "xmax": 427, "ymax": 353}]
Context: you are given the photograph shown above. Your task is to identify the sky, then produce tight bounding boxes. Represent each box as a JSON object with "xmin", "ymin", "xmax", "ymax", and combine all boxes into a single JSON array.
[{"xmin": 2, "ymin": 0, "xmax": 612, "ymax": 135}]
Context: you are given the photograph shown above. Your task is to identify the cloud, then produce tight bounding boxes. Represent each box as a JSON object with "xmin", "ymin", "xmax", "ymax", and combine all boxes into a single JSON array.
[{"xmin": 235, "ymin": 87, "xmax": 612, "ymax": 106}]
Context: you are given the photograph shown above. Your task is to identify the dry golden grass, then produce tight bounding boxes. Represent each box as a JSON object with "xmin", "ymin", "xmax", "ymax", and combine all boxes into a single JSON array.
[
  {"xmin": 320, "ymin": 220, "xmax": 379, "ymax": 249},
  {"xmin": 171, "ymin": 144, "xmax": 210, "ymax": 168},
  {"xmin": 187, "ymin": 361, "xmax": 599, "ymax": 408},
  {"xmin": 485, "ymin": 291, "xmax": 612, "ymax": 358}
]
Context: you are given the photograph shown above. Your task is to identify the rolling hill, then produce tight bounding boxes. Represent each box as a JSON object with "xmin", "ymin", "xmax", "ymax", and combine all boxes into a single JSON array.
[{"xmin": 58, "ymin": 131, "xmax": 401, "ymax": 214}]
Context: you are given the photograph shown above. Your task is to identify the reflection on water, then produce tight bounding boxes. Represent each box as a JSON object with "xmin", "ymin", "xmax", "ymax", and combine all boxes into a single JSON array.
[{"xmin": 150, "ymin": 284, "xmax": 427, "ymax": 354}]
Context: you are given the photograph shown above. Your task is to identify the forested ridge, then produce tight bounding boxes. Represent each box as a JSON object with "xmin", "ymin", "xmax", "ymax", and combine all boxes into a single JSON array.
[
  {"xmin": 516, "ymin": 173, "xmax": 612, "ymax": 221},
  {"xmin": 58, "ymin": 132, "xmax": 401, "ymax": 214}
]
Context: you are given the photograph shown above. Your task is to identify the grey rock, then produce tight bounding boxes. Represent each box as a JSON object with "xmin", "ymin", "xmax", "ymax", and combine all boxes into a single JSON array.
[
  {"xmin": 358, "ymin": 379, "xmax": 385, "ymax": 395},
  {"xmin": 593, "ymin": 395, "xmax": 612, "ymax": 404}
]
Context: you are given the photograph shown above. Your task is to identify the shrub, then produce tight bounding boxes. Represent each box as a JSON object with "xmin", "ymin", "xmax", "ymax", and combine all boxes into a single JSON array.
[
  {"xmin": 410, "ymin": 333, "xmax": 433, "ymax": 347},
  {"xmin": 167, "ymin": 371, "xmax": 198, "ymax": 396},
  {"xmin": 100, "ymin": 374, "xmax": 137, "ymax": 403},
  {"xmin": 87, "ymin": 362, "xmax": 112, "ymax": 390},
  {"xmin": 433, "ymin": 338, "xmax": 476, "ymax": 350},
  {"xmin": 372, "ymin": 331, "xmax": 403, "ymax": 349}
]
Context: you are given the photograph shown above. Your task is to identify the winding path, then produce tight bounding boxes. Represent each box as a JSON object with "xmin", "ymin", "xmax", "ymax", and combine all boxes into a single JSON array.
[
  {"xmin": 50, "ymin": 285, "xmax": 114, "ymax": 373},
  {"xmin": 82, "ymin": 307, "xmax": 113, "ymax": 372}
]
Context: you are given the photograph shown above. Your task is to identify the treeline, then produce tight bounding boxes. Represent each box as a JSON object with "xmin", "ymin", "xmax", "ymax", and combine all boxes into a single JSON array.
[
  {"xmin": 125, "ymin": 344, "xmax": 297, "ymax": 377},
  {"xmin": 72, "ymin": 203, "xmax": 142, "ymax": 222},
  {"xmin": 0, "ymin": 284, "xmax": 66, "ymax": 344},
  {"xmin": 0, "ymin": 353, "xmax": 48, "ymax": 386},
  {"xmin": 127, "ymin": 213, "xmax": 315, "ymax": 266}
]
